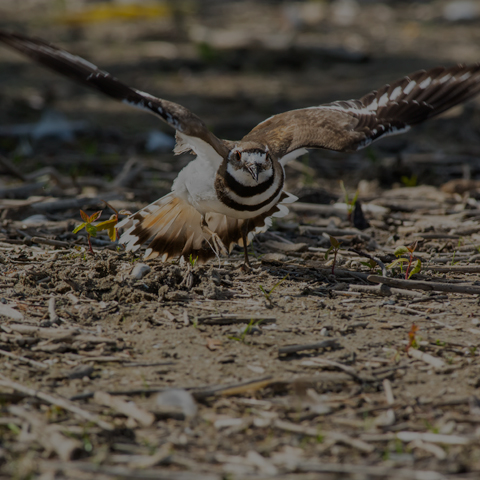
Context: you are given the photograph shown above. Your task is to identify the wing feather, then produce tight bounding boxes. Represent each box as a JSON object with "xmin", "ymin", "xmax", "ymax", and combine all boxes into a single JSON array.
[
  {"xmin": 0, "ymin": 30, "xmax": 228, "ymax": 158},
  {"xmin": 243, "ymin": 64, "xmax": 480, "ymax": 157}
]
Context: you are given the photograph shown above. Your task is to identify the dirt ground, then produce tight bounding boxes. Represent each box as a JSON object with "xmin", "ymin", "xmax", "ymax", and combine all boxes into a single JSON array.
[{"xmin": 1, "ymin": 1, "xmax": 480, "ymax": 479}]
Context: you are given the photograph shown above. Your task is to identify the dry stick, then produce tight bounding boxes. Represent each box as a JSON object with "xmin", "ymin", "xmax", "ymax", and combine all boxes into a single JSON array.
[
  {"xmin": 278, "ymin": 339, "xmax": 339, "ymax": 356},
  {"xmin": 93, "ymin": 391, "xmax": 155, "ymax": 427},
  {"xmin": 31, "ymin": 237, "xmax": 70, "ymax": 248},
  {"xmin": 368, "ymin": 274, "xmax": 480, "ymax": 295},
  {"xmin": 196, "ymin": 315, "xmax": 276, "ymax": 326},
  {"xmin": 274, "ymin": 419, "xmax": 375, "ymax": 454},
  {"xmin": 349, "ymin": 284, "xmax": 425, "ymax": 299},
  {"xmin": 0, "ymin": 154, "xmax": 27, "ymax": 181},
  {"xmin": 297, "ymin": 462, "xmax": 446, "ymax": 479},
  {"xmin": 48, "ymin": 297, "xmax": 60, "ymax": 324},
  {"xmin": 299, "ymin": 225, "xmax": 371, "ymax": 241},
  {"xmin": 0, "ymin": 374, "xmax": 114, "ymax": 430},
  {"xmin": 0, "ymin": 348, "xmax": 48, "ymax": 371},
  {"xmin": 408, "ymin": 348, "xmax": 446, "ymax": 370},
  {"xmin": 70, "ymin": 375, "xmax": 277, "ymax": 402},
  {"xmin": 423, "ymin": 265, "xmax": 480, "ymax": 273},
  {"xmin": 40, "ymin": 461, "xmax": 220, "ymax": 480},
  {"xmin": 9, "ymin": 405, "xmax": 82, "ymax": 461}
]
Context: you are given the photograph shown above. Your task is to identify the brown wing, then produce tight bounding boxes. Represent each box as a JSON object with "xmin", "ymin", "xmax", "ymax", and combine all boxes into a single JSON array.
[
  {"xmin": 243, "ymin": 64, "xmax": 480, "ymax": 158},
  {"xmin": 0, "ymin": 31, "xmax": 228, "ymax": 158}
]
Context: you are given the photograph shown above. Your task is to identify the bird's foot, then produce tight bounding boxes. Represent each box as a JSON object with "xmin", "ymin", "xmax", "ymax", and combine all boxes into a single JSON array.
[{"xmin": 210, "ymin": 232, "xmax": 228, "ymax": 257}]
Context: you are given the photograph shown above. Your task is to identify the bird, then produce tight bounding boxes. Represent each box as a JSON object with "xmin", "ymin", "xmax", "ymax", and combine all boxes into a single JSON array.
[{"xmin": 1, "ymin": 31, "xmax": 480, "ymax": 267}]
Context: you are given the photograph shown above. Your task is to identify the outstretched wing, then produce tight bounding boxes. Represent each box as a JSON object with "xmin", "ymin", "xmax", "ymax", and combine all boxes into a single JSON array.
[
  {"xmin": 0, "ymin": 31, "xmax": 228, "ymax": 158},
  {"xmin": 243, "ymin": 64, "xmax": 480, "ymax": 159}
]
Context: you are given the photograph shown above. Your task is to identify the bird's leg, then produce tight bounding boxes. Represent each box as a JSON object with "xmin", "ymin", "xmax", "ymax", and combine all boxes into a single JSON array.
[
  {"xmin": 200, "ymin": 215, "xmax": 228, "ymax": 257},
  {"xmin": 241, "ymin": 220, "xmax": 251, "ymax": 269}
]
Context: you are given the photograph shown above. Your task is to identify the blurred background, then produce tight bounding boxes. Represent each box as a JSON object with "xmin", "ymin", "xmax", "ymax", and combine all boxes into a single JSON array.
[{"xmin": 0, "ymin": 0, "xmax": 479, "ymax": 208}]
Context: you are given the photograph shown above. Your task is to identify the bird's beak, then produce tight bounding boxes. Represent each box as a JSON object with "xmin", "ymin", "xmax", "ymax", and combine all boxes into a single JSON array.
[{"xmin": 246, "ymin": 163, "xmax": 259, "ymax": 182}]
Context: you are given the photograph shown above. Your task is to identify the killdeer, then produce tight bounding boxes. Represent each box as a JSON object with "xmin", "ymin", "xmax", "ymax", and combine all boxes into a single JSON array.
[{"xmin": 1, "ymin": 31, "xmax": 480, "ymax": 266}]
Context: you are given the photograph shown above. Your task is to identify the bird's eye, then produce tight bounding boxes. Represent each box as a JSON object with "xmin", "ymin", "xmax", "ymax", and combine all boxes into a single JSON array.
[{"xmin": 235, "ymin": 151, "xmax": 241, "ymax": 161}]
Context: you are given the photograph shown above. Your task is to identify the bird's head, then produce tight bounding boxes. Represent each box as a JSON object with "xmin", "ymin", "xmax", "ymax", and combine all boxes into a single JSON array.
[{"xmin": 227, "ymin": 145, "xmax": 272, "ymax": 185}]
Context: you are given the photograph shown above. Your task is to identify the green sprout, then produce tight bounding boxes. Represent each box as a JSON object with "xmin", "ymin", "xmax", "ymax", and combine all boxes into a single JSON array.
[
  {"xmin": 400, "ymin": 174, "xmax": 418, "ymax": 187},
  {"xmin": 189, "ymin": 254, "xmax": 198, "ymax": 268},
  {"xmin": 324, "ymin": 235, "xmax": 341, "ymax": 275},
  {"xmin": 259, "ymin": 274, "xmax": 288, "ymax": 306},
  {"xmin": 340, "ymin": 180, "xmax": 359, "ymax": 224},
  {"xmin": 229, "ymin": 318, "xmax": 263, "ymax": 344},
  {"xmin": 387, "ymin": 241, "xmax": 421, "ymax": 279},
  {"xmin": 72, "ymin": 202, "xmax": 130, "ymax": 254}
]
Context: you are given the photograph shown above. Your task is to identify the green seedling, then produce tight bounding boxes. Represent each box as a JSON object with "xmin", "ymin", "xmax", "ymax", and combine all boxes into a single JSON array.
[
  {"xmin": 229, "ymin": 318, "xmax": 262, "ymax": 344},
  {"xmin": 451, "ymin": 251, "xmax": 460, "ymax": 266},
  {"xmin": 340, "ymin": 180, "xmax": 359, "ymax": 224},
  {"xmin": 388, "ymin": 242, "xmax": 421, "ymax": 279},
  {"xmin": 73, "ymin": 210, "xmax": 102, "ymax": 254},
  {"xmin": 360, "ymin": 259, "xmax": 379, "ymax": 272},
  {"xmin": 400, "ymin": 174, "xmax": 418, "ymax": 187},
  {"xmin": 7, "ymin": 423, "xmax": 21, "ymax": 435},
  {"xmin": 189, "ymin": 254, "xmax": 198, "ymax": 268},
  {"xmin": 73, "ymin": 202, "xmax": 130, "ymax": 254},
  {"xmin": 259, "ymin": 274, "xmax": 288, "ymax": 306},
  {"xmin": 324, "ymin": 235, "xmax": 341, "ymax": 275},
  {"xmin": 406, "ymin": 323, "xmax": 419, "ymax": 352}
]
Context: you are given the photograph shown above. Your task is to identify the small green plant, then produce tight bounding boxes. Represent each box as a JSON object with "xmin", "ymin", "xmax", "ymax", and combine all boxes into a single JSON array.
[
  {"xmin": 73, "ymin": 210, "xmax": 103, "ymax": 254},
  {"xmin": 229, "ymin": 318, "xmax": 262, "ymax": 344},
  {"xmin": 7, "ymin": 423, "xmax": 21, "ymax": 435},
  {"xmin": 259, "ymin": 274, "xmax": 288, "ymax": 306},
  {"xmin": 340, "ymin": 180, "xmax": 359, "ymax": 224},
  {"xmin": 400, "ymin": 174, "xmax": 418, "ymax": 187},
  {"xmin": 72, "ymin": 202, "xmax": 130, "ymax": 254},
  {"xmin": 387, "ymin": 242, "xmax": 421, "ymax": 279},
  {"xmin": 189, "ymin": 254, "xmax": 198, "ymax": 268},
  {"xmin": 324, "ymin": 236, "xmax": 341, "ymax": 275},
  {"xmin": 451, "ymin": 251, "xmax": 460, "ymax": 266},
  {"xmin": 360, "ymin": 258, "xmax": 380, "ymax": 272},
  {"xmin": 406, "ymin": 323, "xmax": 419, "ymax": 352}
]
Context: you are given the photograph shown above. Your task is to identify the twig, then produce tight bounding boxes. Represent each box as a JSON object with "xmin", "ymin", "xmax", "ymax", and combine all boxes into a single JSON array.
[
  {"xmin": 0, "ymin": 154, "xmax": 27, "ymax": 181},
  {"xmin": 39, "ymin": 461, "xmax": 220, "ymax": 480},
  {"xmin": 9, "ymin": 405, "xmax": 82, "ymax": 461},
  {"xmin": 278, "ymin": 339, "xmax": 339, "ymax": 355},
  {"xmin": 368, "ymin": 274, "xmax": 480, "ymax": 295},
  {"xmin": 274, "ymin": 419, "xmax": 375, "ymax": 453},
  {"xmin": 196, "ymin": 315, "xmax": 276, "ymax": 326},
  {"xmin": 396, "ymin": 431, "xmax": 471, "ymax": 445},
  {"xmin": 296, "ymin": 462, "xmax": 447, "ymax": 479},
  {"xmin": 31, "ymin": 237, "xmax": 70, "ymax": 248},
  {"xmin": 423, "ymin": 265, "xmax": 480, "ymax": 273},
  {"xmin": 408, "ymin": 348, "xmax": 446, "ymax": 370},
  {"xmin": 48, "ymin": 297, "xmax": 60, "ymax": 324},
  {"xmin": 299, "ymin": 226, "xmax": 371, "ymax": 241},
  {"xmin": 0, "ymin": 374, "xmax": 114, "ymax": 430},
  {"xmin": 349, "ymin": 284, "xmax": 425, "ymax": 299},
  {"xmin": 32, "ymin": 193, "xmax": 123, "ymax": 212},
  {"xmin": 0, "ymin": 348, "xmax": 48, "ymax": 370},
  {"xmin": 93, "ymin": 391, "xmax": 155, "ymax": 427}
]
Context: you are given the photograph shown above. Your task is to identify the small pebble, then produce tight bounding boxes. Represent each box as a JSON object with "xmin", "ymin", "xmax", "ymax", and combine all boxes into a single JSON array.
[
  {"xmin": 155, "ymin": 389, "xmax": 197, "ymax": 418},
  {"xmin": 131, "ymin": 263, "xmax": 151, "ymax": 280}
]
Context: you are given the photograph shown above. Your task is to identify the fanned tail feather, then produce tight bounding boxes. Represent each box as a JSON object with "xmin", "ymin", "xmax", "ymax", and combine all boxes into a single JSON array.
[{"xmin": 117, "ymin": 192, "xmax": 297, "ymax": 263}]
